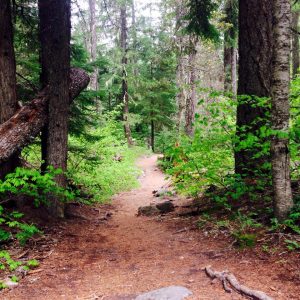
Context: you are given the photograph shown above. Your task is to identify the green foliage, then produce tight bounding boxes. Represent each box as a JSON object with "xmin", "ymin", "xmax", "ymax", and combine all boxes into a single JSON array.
[
  {"xmin": 0, "ymin": 167, "xmax": 74, "ymax": 207},
  {"xmin": 222, "ymin": 0, "xmax": 238, "ymax": 47},
  {"xmin": 26, "ymin": 259, "xmax": 39, "ymax": 268},
  {"xmin": 11, "ymin": 275, "xmax": 19, "ymax": 283},
  {"xmin": 285, "ymin": 239, "xmax": 300, "ymax": 251},
  {"xmin": 0, "ymin": 251, "xmax": 39, "ymax": 289},
  {"xmin": 0, "ymin": 210, "xmax": 40, "ymax": 246},
  {"xmin": 185, "ymin": 0, "xmax": 220, "ymax": 42},
  {"xmin": 0, "ymin": 167, "xmax": 74, "ymax": 245},
  {"xmin": 233, "ymin": 232, "xmax": 257, "ymax": 248},
  {"xmin": 290, "ymin": 75, "xmax": 300, "ymax": 179},
  {"xmin": 161, "ymin": 92, "xmax": 235, "ymax": 197},
  {"xmin": 68, "ymin": 115, "xmax": 147, "ymax": 202},
  {"xmin": 0, "ymin": 251, "xmax": 21, "ymax": 271}
]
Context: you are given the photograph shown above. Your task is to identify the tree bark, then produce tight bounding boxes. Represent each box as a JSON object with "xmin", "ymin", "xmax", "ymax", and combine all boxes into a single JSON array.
[
  {"xmin": 235, "ymin": 0, "xmax": 273, "ymax": 176},
  {"xmin": 185, "ymin": 47, "xmax": 197, "ymax": 137},
  {"xmin": 224, "ymin": 46, "xmax": 237, "ymax": 96},
  {"xmin": 88, "ymin": 0, "xmax": 100, "ymax": 113},
  {"xmin": 223, "ymin": 0, "xmax": 238, "ymax": 97},
  {"xmin": 0, "ymin": 0, "xmax": 20, "ymax": 178},
  {"xmin": 151, "ymin": 120, "xmax": 155, "ymax": 152},
  {"xmin": 39, "ymin": 0, "xmax": 71, "ymax": 218},
  {"xmin": 271, "ymin": 0, "xmax": 293, "ymax": 221},
  {"xmin": 231, "ymin": 48, "xmax": 237, "ymax": 97},
  {"xmin": 176, "ymin": 54, "xmax": 188, "ymax": 132},
  {"xmin": 120, "ymin": 4, "xmax": 133, "ymax": 146},
  {"xmin": 292, "ymin": 11, "xmax": 299, "ymax": 77},
  {"xmin": 0, "ymin": 68, "xmax": 89, "ymax": 166},
  {"xmin": 131, "ymin": 0, "xmax": 138, "ymax": 76},
  {"xmin": 224, "ymin": 46, "xmax": 233, "ymax": 92},
  {"xmin": 175, "ymin": 0, "xmax": 189, "ymax": 133}
]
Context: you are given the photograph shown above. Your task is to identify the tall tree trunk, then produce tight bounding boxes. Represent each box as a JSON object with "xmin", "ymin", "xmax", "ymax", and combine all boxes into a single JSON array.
[
  {"xmin": 0, "ymin": 0, "xmax": 19, "ymax": 179},
  {"xmin": 131, "ymin": 0, "xmax": 138, "ymax": 76},
  {"xmin": 231, "ymin": 48, "xmax": 237, "ymax": 96},
  {"xmin": 271, "ymin": 0, "xmax": 293, "ymax": 221},
  {"xmin": 175, "ymin": 0, "xmax": 188, "ymax": 133},
  {"xmin": 235, "ymin": 0, "xmax": 273, "ymax": 176},
  {"xmin": 89, "ymin": 0, "xmax": 100, "ymax": 112},
  {"xmin": 292, "ymin": 11, "xmax": 299, "ymax": 77},
  {"xmin": 224, "ymin": 46, "xmax": 237, "ymax": 96},
  {"xmin": 223, "ymin": 0, "xmax": 238, "ymax": 96},
  {"xmin": 39, "ymin": 0, "xmax": 71, "ymax": 218},
  {"xmin": 176, "ymin": 54, "xmax": 188, "ymax": 132},
  {"xmin": 185, "ymin": 47, "xmax": 197, "ymax": 137},
  {"xmin": 120, "ymin": 4, "xmax": 133, "ymax": 146},
  {"xmin": 151, "ymin": 120, "xmax": 155, "ymax": 152},
  {"xmin": 224, "ymin": 45, "xmax": 233, "ymax": 92}
]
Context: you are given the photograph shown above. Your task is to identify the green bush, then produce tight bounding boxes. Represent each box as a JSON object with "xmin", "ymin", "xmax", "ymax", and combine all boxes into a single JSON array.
[
  {"xmin": 0, "ymin": 167, "xmax": 74, "ymax": 245},
  {"xmin": 68, "ymin": 118, "xmax": 147, "ymax": 202}
]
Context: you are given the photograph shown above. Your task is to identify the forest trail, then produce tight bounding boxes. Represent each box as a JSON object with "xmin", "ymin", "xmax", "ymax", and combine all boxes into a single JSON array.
[{"xmin": 3, "ymin": 155, "xmax": 298, "ymax": 300}]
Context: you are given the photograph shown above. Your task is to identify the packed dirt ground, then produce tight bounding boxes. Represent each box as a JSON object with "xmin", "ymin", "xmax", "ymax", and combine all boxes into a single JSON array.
[{"xmin": 2, "ymin": 155, "xmax": 300, "ymax": 299}]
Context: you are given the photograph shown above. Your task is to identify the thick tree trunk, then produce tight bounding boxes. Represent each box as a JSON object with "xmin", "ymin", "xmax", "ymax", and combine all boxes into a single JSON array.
[
  {"xmin": 0, "ymin": 0, "xmax": 17, "ymax": 124},
  {"xmin": 120, "ymin": 5, "xmax": 133, "ymax": 146},
  {"xmin": 39, "ymin": 0, "xmax": 71, "ymax": 218},
  {"xmin": 235, "ymin": 0, "xmax": 273, "ymax": 176},
  {"xmin": 271, "ymin": 0, "xmax": 293, "ymax": 221},
  {"xmin": 0, "ymin": 0, "xmax": 20, "ymax": 178},
  {"xmin": 0, "ymin": 68, "xmax": 89, "ymax": 165},
  {"xmin": 185, "ymin": 48, "xmax": 197, "ymax": 137},
  {"xmin": 292, "ymin": 11, "xmax": 299, "ymax": 77}
]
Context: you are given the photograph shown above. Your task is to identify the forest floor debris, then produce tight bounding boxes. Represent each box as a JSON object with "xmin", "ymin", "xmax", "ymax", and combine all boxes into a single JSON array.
[{"xmin": 2, "ymin": 155, "xmax": 300, "ymax": 299}]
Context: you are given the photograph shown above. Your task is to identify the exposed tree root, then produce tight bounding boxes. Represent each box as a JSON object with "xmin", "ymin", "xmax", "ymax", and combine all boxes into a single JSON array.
[{"xmin": 204, "ymin": 266, "xmax": 274, "ymax": 300}]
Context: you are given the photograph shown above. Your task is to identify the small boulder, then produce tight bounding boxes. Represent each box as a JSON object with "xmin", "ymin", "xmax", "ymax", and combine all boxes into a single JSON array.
[
  {"xmin": 137, "ymin": 205, "xmax": 159, "ymax": 216},
  {"xmin": 135, "ymin": 286, "xmax": 192, "ymax": 300},
  {"xmin": 156, "ymin": 201, "xmax": 175, "ymax": 214}
]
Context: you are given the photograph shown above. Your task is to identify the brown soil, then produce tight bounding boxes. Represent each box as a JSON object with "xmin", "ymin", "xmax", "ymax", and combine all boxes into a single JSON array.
[{"xmin": 2, "ymin": 155, "xmax": 300, "ymax": 300}]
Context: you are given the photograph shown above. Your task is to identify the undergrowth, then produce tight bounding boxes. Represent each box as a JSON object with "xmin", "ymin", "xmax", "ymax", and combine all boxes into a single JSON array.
[
  {"xmin": 158, "ymin": 81, "xmax": 300, "ymax": 250},
  {"xmin": 67, "ymin": 118, "xmax": 147, "ymax": 203}
]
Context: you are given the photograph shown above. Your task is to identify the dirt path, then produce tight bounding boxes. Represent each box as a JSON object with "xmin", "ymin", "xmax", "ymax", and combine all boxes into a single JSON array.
[{"xmin": 3, "ymin": 155, "xmax": 300, "ymax": 299}]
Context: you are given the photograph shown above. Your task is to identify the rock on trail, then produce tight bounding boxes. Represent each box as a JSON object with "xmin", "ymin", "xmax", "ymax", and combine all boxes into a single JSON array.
[{"xmin": 135, "ymin": 286, "xmax": 192, "ymax": 300}]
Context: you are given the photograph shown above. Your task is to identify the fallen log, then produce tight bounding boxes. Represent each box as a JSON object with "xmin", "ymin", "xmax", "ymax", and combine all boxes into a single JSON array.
[
  {"xmin": 204, "ymin": 266, "xmax": 274, "ymax": 300},
  {"xmin": 0, "ymin": 68, "xmax": 89, "ymax": 164}
]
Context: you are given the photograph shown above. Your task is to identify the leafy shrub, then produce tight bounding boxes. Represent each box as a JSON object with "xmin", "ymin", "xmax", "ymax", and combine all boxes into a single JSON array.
[
  {"xmin": 0, "ymin": 167, "xmax": 74, "ymax": 245},
  {"xmin": 233, "ymin": 232, "xmax": 257, "ymax": 248},
  {"xmin": 0, "ymin": 251, "xmax": 39, "ymax": 289},
  {"xmin": 161, "ymin": 93, "xmax": 236, "ymax": 197},
  {"xmin": 0, "ymin": 167, "xmax": 74, "ymax": 207},
  {"xmin": 68, "ymin": 117, "xmax": 147, "ymax": 202}
]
